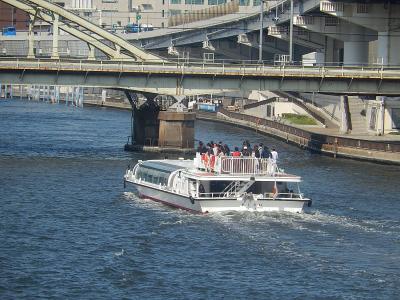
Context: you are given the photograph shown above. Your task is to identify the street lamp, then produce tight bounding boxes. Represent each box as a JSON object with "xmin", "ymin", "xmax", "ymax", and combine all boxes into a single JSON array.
[
  {"xmin": 289, "ymin": 0, "xmax": 294, "ymax": 63},
  {"xmin": 258, "ymin": 0, "xmax": 265, "ymax": 63}
]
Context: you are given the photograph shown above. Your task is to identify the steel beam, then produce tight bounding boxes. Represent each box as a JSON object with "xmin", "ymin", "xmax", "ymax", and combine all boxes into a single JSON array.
[{"xmin": 2, "ymin": 0, "xmax": 164, "ymax": 61}]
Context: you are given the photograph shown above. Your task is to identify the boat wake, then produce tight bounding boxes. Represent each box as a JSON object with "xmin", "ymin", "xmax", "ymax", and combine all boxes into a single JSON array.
[{"xmin": 209, "ymin": 209, "xmax": 400, "ymax": 238}]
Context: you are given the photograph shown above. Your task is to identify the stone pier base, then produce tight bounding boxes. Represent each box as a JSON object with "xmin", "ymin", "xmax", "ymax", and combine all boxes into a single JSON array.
[{"xmin": 158, "ymin": 111, "xmax": 195, "ymax": 149}]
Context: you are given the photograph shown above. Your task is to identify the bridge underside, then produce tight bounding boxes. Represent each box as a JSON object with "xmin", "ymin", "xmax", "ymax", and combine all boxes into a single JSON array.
[{"xmin": 0, "ymin": 68, "xmax": 399, "ymax": 96}]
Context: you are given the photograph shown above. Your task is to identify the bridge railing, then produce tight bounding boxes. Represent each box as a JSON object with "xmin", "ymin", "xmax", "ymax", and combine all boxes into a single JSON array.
[{"xmin": 0, "ymin": 57, "xmax": 398, "ymax": 80}]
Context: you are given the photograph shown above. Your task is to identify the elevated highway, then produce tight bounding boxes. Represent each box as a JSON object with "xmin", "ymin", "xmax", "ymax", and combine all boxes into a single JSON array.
[{"xmin": 0, "ymin": 57, "xmax": 399, "ymax": 96}]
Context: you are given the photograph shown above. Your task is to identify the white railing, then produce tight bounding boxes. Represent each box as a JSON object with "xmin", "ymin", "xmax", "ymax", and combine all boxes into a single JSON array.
[
  {"xmin": 294, "ymin": 16, "xmax": 314, "ymax": 26},
  {"xmin": 194, "ymin": 153, "xmax": 278, "ymax": 175},
  {"xmin": 320, "ymin": 1, "xmax": 344, "ymax": 13},
  {"xmin": 197, "ymin": 191, "xmax": 303, "ymax": 199}
]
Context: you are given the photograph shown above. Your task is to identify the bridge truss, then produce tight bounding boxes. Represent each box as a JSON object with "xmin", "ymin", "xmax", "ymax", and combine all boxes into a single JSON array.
[{"xmin": 0, "ymin": 0, "xmax": 164, "ymax": 61}]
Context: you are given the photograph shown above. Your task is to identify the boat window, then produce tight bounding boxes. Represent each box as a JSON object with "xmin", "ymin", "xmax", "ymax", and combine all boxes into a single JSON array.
[
  {"xmin": 136, "ymin": 165, "xmax": 171, "ymax": 186},
  {"xmin": 209, "ymin": 181, "xmax": 231, "ymax": 193}
]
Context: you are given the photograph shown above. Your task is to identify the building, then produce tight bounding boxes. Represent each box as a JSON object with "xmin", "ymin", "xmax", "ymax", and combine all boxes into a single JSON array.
[{"xmin": 0, "ymin": 2, "xmax": 29, "ymax": 31}]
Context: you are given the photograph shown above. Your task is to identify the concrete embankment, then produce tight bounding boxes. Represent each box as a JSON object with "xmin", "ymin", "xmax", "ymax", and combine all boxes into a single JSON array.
[
  {"xmin": 84, "ymin": 100, "xmax": 131, "ymax": 110},
  {"xmin": 80, "ymin": 100, "xmax": 400, "ymax": 164},
  {"xmin": 196, "ymin": 110, "xmax": 400, "ymax": 165}
]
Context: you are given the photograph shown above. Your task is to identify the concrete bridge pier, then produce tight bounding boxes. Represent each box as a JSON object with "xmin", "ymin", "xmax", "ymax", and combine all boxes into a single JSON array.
[
  {"xmin": 158, "ymin": 111, "xmax": 195, "ymax": 149},
  {"xmin": 133, "ymin": 99, "xmax": 161, "ymax": 147},
  {"xmin": 124, "ymin": 91, "xmax": 195, "ymax": 152}
]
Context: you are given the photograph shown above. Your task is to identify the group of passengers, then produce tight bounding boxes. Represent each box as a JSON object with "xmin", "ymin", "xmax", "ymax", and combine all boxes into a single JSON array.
[{"xmin": 196, "ymin": 140, "xmax": 278, "ymax": 163}]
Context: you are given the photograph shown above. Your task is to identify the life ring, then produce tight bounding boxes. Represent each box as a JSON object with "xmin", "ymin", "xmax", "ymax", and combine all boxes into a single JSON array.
[{"xmin": 189, "ymin": 196, "xmax": 195, "ymax": 204}]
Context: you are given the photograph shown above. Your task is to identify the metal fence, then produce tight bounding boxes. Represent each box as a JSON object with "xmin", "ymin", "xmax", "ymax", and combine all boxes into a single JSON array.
[{"xmin": 218, "ymin": 108, "xmax": 400, "ymax": 153}]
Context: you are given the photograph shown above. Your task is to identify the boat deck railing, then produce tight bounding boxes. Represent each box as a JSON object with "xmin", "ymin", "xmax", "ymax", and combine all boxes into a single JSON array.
[
  {"xmin": 197, "ymin": 192, "xmax": 304, "ymax": 199},
  {"xmin": 194, "ymin": 154, "xmax": 279, "ymax": 175}
]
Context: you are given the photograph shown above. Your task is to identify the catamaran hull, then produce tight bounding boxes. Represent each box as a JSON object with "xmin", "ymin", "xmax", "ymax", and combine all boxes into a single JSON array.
[{"xmin": 125, "ymin": 180, "xmax": 309, "ymax": 213}]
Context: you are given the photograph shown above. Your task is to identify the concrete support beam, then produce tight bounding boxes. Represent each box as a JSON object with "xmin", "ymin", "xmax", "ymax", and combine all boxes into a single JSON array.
[
  {"xmin": 294, "ymin": 15, "xmax": 375, "ymax": 65},
  {"xmin": 376, "ymin": 96, "xmax": 386, "ymax": 135},
  {"xmin": 268, "ymin": 25, "xmax": 324, "ymax": 51},
  {"xmin": 321, "ymin": 1, "xmax": 400, "ymax": 66},
  {"xmin": 340, "ymin": 95, "xmax": 350, "ymax": 134},
  {"xmin": 343, "ymin": 41, "xmax": 369, "ymax": 66},
  {"xmin": 51, "ymin": 13, "xmax": 59, "ymax": 60},
  {"xmin": 377, "ymin": 32, "xmax": 400, "ymax": 66},
  {"xmin": 320, "ymin": 1, "xmax": 400, "ymax": 33}
]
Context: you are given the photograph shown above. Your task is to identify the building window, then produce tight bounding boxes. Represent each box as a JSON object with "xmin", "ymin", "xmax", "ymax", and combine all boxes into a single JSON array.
[
  {"xmin": 208, "ymin": 0, "xmax": 226, "ymax": 5},
  {"xmin": 253, "ymin": 0, "xmax": 261, "ymax": 6},
  {"xmin": 239, "ymin": 0, "xmax": 249, "ymax": 6},
  {"xmin": 102, "ymin": 0, "xmax": 118, "ymax": 2},
  {"xmin": 185, "ymin": 0, "xmax": 204, "ymax": 4},
  {"xmin": 141, "ymin": 4, "xmax": 153, "ymax": 10},
  {"xmin": 169, "ymin": 9, "xmax": 181, "ymax": 16},
  {"xmin": 162, "ymin": 10, "xmax": 165, "ymax": 17},
  {"xmin": 357, "ymin": 3, "xmax": 368, "ymax": 14},
  {"xmin": 170, "ymin": 0, "xmax": 181, "ymax": 3},
  {"xmin": 161, "ymin": 22, "xmax": 165, "ymax": 28},
  {"xmin": 325, "ymin": 16, "xmax": 339, "ymax": 26},
  {"xmin": 392, "ymin": 108, "xmax": 400, "ymax": 129}
]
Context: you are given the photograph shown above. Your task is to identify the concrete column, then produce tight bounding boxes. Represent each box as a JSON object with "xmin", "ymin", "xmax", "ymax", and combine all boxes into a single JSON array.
[
  {"xmin": 340, "ymin": 95, "xmax": 350, "ymax": 134},
  {"xmin": 158, "ymin": 111, "xmax": 195, "ymax": 149},
  {"xmin": 133, "ymin": 100, "xmax": 160, "ymax": 146},
  {"xmin": 51, "ymin": 14, "xmax": 60, "ymax": 59},
  {"xmin": 343, "ymin": 41, "xmax": 369, "ymax": 65},
  {"xmin": 87, "ymin": 43, "xmax": 95, "ymax": 60},
  {"xmin": 27, "ymin": 15, "xmax": 35, "ymax": 59},
  {"xmin": 376, "ymin": 96, "xmax": 386, "ymax": 135},
  {"xmin": 377, "ymin": 32, "xmax": 400, "ymax": 66},
  {"xmin": 324, "ymin": 36, "xmax": 334, "ymax": 64}
]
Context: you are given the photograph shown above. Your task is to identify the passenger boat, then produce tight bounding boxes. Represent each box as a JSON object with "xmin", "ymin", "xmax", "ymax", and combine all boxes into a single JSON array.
[{"xmin": 123, "ymin": 154, "xmax": 312, "ymax": 213}]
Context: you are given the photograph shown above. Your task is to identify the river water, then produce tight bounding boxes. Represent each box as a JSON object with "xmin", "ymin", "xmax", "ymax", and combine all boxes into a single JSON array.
[{"xmin": 1, "ymin": 100, "xmax": 399, "ymax": 299}]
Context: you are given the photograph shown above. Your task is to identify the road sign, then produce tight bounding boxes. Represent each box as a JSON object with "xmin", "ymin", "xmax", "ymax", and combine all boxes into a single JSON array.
[{"xmin": 136, "ymin": 14, "xmax": 141, "ymax": 21}]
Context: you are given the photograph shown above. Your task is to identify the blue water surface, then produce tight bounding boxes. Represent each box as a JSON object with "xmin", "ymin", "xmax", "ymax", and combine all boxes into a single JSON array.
[{"xmin": 0, "ymin": 100, "xmax": 399, "ymax": 299}]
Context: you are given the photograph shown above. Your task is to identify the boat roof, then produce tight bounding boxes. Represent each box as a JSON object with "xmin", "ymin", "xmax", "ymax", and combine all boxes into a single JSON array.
[
  {"xmin": 139, "ymin": 160, "xmax": 192, "ymax": 173},
  {"xmin": 183, "ymin": 170, "xmax": 302, "ymax": 182}
]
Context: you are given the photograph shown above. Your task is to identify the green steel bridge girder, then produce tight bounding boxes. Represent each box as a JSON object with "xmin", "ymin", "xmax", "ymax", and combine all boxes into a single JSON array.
[
  {"xmin": 1, "ymin": 0, "xmax": 164, "ymax": 62},
  {"xmin": 1, "ymin": 59, "xmax": 400, "ymax": 96}
]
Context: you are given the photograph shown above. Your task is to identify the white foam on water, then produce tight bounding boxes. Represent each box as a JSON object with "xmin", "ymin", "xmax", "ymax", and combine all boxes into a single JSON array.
[
  {"xmin": 114, "ymin": 249, "xmax": 124, "ymax": 257},
  {"xmin": 294, "ymin": 210, "xmax": 400, "ymax": 237}
]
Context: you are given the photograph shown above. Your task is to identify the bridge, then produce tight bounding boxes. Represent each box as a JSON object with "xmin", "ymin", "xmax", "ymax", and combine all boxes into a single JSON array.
[
  {"xmin": 0, "ymin": 57, "xmax": 399, "ymax": 96},
  {"xmin": 1, "ymin": 0, "xmax": 399, "ymax": 151}
]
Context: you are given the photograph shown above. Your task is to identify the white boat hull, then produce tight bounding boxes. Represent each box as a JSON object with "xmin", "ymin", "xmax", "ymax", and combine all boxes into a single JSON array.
[{"xmin": 125, "ymin": 180, "xmax": 309, "ymax": 213}]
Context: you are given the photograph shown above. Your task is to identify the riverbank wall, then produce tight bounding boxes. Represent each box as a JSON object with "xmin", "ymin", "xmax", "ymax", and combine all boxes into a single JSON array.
[
  {"xmin": 82, "ymin": 100, "xmax": 400, "ymax": 165},
  {"xmin": 197, "ymin": 109, "xmax": 400, "ymax": 165}
]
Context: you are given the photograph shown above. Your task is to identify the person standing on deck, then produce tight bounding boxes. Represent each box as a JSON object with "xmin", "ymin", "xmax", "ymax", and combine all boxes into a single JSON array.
[
  {"xmin": 271, "ymin": 148, "xmax": 278, "ymax": 163},
  {"xmin": 232, "ymin": 147, "xmax": 241, "ymax": 157}
]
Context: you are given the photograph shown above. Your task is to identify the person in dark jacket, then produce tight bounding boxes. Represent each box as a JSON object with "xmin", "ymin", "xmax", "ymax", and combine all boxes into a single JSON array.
[
  {"xmin": 261, "ymin": 146, "xmax": 271, "ymax": 158},
  {"xmin": 242, "ymin": 146, "xmax": 251, "ymax": 157},
  {"xmin": 197, "ymin": 141, "xmax": 207, "ymax": 154}
]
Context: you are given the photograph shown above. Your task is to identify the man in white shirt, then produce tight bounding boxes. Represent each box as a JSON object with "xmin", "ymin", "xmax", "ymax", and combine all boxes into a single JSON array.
[{"xmin": 271, "ymin": 148, "xmax": 278, "ymax": 163}]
